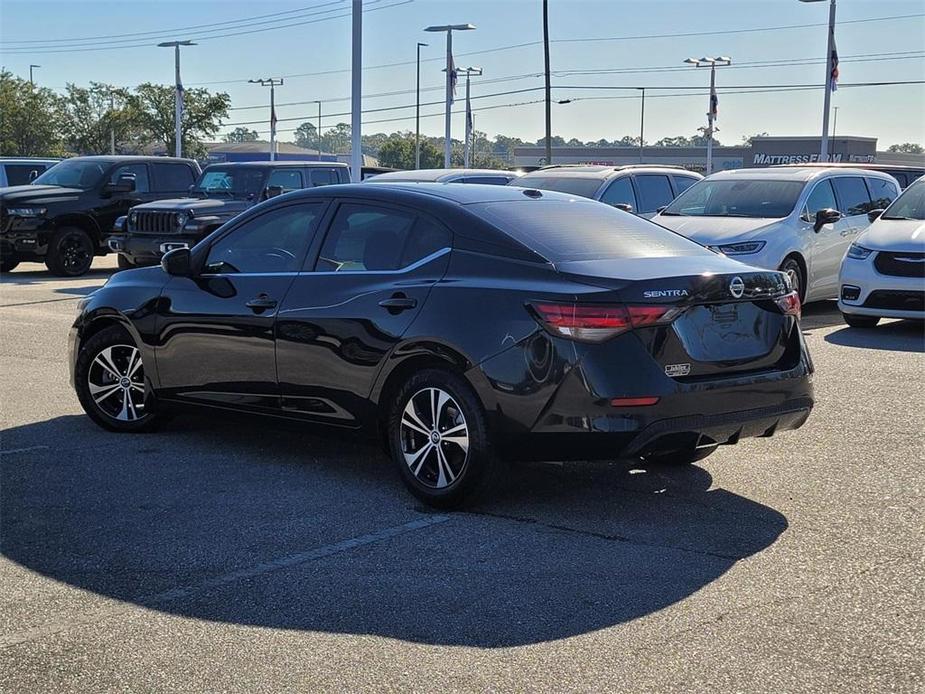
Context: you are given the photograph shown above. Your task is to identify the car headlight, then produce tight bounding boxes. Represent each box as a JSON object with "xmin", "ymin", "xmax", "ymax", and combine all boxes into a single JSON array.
[
  {"xmin": 716, "ymin": 241, "xmax": 767, "ymax": 255},
  {"xmin": 846, "ymin": 243, "xmax": 873, "ymax": 260},
  {"xmin": 8, "ymin": 207, "xmax": 46, "ymax": 217},
  {"xmin": 175, "ymin": 211, "xmax": 189, "ymax": 228}
]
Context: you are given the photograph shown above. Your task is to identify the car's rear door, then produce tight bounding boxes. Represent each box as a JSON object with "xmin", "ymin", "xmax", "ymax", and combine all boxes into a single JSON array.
[
  {"xmin": 275, "ymin": 200, "xmax": 452, "ymax": 426},
  {"xmin": 155, "ymin": 200, "xmax": 327, "ymax": 410}
]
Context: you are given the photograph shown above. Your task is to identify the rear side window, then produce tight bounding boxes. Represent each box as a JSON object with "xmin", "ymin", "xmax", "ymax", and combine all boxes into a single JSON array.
[
  {"xmin": 633, "ymin": 174, "xmax": 675, "ymax": 213},
  {"xmin": 866, "ymin": 177, "xmax": 898, "ymax": 210},
  {"xmin": 314, "ymin": 204, "xmax": 450, "ymax": 272},
  {"xmin": 599, "ymin": 177, "xmax": 636, "ymax": 209},
  {"xmin": 672, "ymin": 175, "xmax": 698, "ymax": 194},
  {"xmin": 470, "ymin": 199, "xmax": 713, "ymax": 262},
  {"xmin": 309, "ymin": 169, "xmax": 340, "ymax": 187},
  {"xmin": 4, "ymin": 163, "xmax": 48, "ymax": 185},
  {"xmin": 267, "ymin": 169, "xmax": 303, "ymax": 191},
  {"xmin": 152, "ymin": 163, "xmax": 195, "ymax": 192},
  {"xmin": 831, "ymin": 177, "xmax": 871, "ymax": 216}
]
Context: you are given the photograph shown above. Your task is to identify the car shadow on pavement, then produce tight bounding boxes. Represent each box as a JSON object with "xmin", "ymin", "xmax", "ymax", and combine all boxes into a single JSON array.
[
  {"xmin": 799, "ymin": 301, "xmax": 845, "ymax": 333},
  {"xmin": 0, "ymin": 266, "xmax": 116, "ymax": 287},
  {"xmin": 1, "ymin": 413, "xmax": 787, "ymax": 648},
  {"xmin": 824, "ymin": 319, "xmax": 924, "ymax": 353}
]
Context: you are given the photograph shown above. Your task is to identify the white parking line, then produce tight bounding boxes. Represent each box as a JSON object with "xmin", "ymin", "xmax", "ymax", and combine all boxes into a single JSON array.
[{"xmin": 0, "ymin": 513, "xmax": 451, "ymax": 648}]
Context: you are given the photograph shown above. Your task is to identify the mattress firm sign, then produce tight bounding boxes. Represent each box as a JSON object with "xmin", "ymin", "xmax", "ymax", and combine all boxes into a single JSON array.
[
  {"xmin": 752, "ymin": 153, "xmax": 876, "ymax": 165},
  {"xmin": 747, "ymin": 137, "xmax": 878, "ymax": 167}
]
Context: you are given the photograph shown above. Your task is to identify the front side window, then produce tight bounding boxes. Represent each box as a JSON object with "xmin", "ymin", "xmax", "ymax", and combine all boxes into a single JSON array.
[
  {"xmin": 33, "ymin": 159, "xmax": 107, "ymax": 189},
  {"xmin": 804, "ymin": 179, "xmax": 838, "ymax": 218},
  {"xmin": 153, "ymin": 163, "xmax": 195, "ymax": 192},
  {"xmin": 831, "ymin": 176, "xmax": 872, "ymax": 216},
  {"xmin": 633, "ymin": 174, "xmax": 675, "ymax": 213},
  {"xmin": 205, "ymin": 203, "xmax": 324, "ymax": 274},
  {"xmin": 314, "ymin": 204, "xmax": 449, "ymax": 272},
  {"xmin": 267, "ymin": 169, "xmax": 303, "ymax": 191},
  {"xmin": 110, "ymin": 164, "xmax": 149, "ymax": 193},
  {"xmin": 662, "ymin": 179, "xmax": 805, "ymax": 218},
  {"xmin": 196, "ymin": 168, "xmax": 266, "ymax": 198},
  {"xmin": 599, "ymin": 177, "xmax": 636, "ymax": 209},
  {"xmin": 866, "ymin": 177, "xmax": 898, "ymax": 211}
]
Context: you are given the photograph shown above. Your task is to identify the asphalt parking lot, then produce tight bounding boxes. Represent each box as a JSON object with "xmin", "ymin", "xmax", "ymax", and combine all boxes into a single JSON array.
[{"xmin": 1, "ymin": 256, "xmax": 922, "ymax": 693}]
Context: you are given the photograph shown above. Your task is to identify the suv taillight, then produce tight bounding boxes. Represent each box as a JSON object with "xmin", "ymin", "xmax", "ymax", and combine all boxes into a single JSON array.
[
  {"xmin": 530, "ymin": 302, "xmax": 683, "ymax": 342},
  {"xmin": 775, "ymin": 291, "xmax": 801, "ymax": 318}
]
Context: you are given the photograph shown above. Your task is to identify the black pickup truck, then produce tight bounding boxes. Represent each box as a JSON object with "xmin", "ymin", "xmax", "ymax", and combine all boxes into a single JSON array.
[
  {"xmin": 108, "ymin": 161, "xmax": 350, "ymax": 268},
  {"xmin": 0, "ymin": 156, "xmax": 201, "ymax": 275}
]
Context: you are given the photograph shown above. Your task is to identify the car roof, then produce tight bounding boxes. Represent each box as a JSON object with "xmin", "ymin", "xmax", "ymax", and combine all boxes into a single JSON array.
[
  {"xmin": 202, "ymin": 161, "xmax": 348, "ymax": 169},
  {"xmin": 287, "ymin": 181, "xmax": 580, "ymax": 205},
  {"xmin": 366, "ymin": 168, "xmax": 518, "ymax": 182},
  {"xmin": 773, "ymin": 162, "xmax": 925, "ymax": 172},
  {"xmin": 705, "ymin": 166, "xmax": 898, "ymax": 182},
  {"xmin": 519, "ymin": 164, "xmax": 701, "ymax": 179},
  {"xmin": 0, "ymin": 157, "xmax": 59, "ymax": 164},
  {"xmin": 50, "ymin": 155, "xmax": 198, "ymax": 165}
]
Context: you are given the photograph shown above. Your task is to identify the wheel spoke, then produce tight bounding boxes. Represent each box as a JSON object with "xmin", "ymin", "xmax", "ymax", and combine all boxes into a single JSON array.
[
  {"xmin": 442, "ymin": 433, "xmax": 469, "ymax": 455},
  {"xmin": 435, "ymin": 390, "xmax": 450, "ymax": 430},
  {"xmin": 405, "ymin": 442, "xmax": 433, "ymax": 476},
  {"xmin": 91, "ymin": 382, "xmax": 122, "ymax": 404},
  {"xmin": 402, "ymin": 401, "xmax": 430, "ymax": 436},
  {"xmin": 93, "ymin": 348, "xmax": 122, "ymax": 380},
  {"xmin": 127, "ymin": 349, "xmax": 142, "ymax": 377},
  {"xmin": 435, "ymin": 445, "xmax": 456, "ymax": 487}
]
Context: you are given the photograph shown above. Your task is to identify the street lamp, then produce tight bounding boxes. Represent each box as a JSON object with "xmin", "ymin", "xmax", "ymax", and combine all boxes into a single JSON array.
[
  {"xmin": 799, "ymin": 0, "xmax": 837, "ymax": 161},
  {"xmin": 29, "ymin": 64, "xmax": 40, "ymax": 85},
  {"xmin": 424, "ymin": 23, "xmax": 476, "ymax": 167},
  {"xmin": 158, "ymin": 40, "xmax": 196, "ymax": 158},
  {"xmin": 637, "ymin": 87, "xmax": 646, "ymax": 164},
  {"xmin": 459, "ymin": 66, "xmax": 482, "ymax": 167},
  {"xmin": 684, "ymin": 56, "xmax": 732, "ymax": 175},
  {"xmin": 314, "ymin": 100, "xmax": 323, "ymax": 159},
  {"xmin": 415, "ymin": 42, "xmax": 427, "ymax": 169},
  {"xmin": 249, "ymin": 78, "xmax": 284, "ymax": 161}
]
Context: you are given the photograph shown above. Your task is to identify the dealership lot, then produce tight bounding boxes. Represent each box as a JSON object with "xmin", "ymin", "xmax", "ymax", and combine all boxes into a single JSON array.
[{"xmin": 0, "ymin": 257, "xmax": 922, "ymax": 692}]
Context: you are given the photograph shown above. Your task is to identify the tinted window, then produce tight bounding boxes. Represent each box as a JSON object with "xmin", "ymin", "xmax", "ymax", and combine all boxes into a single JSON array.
[
  {"xmin": 513, "ymin": 176, "xmax": 602, "ymax": 199},
  {"xmin": 197, "ymin": 167, "xmax": 265, "ymax": 196},
  {"xmin": 672, "ymin": 175, "xmax": 698, "ymax": 194},
  {"xmin": 5, "ymin": 163, "xmax": 49, "ymax": 185},
  {"xmin": 599, "ymin": 177, "xmax": 636, "ymax": 209},
  {"xmin": 460, "ymin": 176, "xmax": 512, "ymax": 185},
  {"xmin": 866, "ymin": 177, "xmax": 898, "ymax": 211},
  {"xmin": 309, "ymin": 169, "xmax": 339, "ymax": 187},
  {"xmin": 804, "ymin": 179, "xmax": 838, "ymax": 216},
  {"xmin": 633, "ymin": 174, "xmax": 675, "ymax": 213},
  {"xmin": 314, "ymin": 204, "xmax": 449, "ymax": 272},
  {"xmin": 33, "ymin": 159, "xmax": 107, "ymax": 189},
  {"xmin": 152, "ymin": 163, "xmax": 195, "ymax": 191},
  {"xmin": 205, "ymin": 203, "xmax": 323, "ymax": 274},
  {"xmin": 893, "ymin": 173, "xmax": 909, "ymax": 188},
  {"xmin": 831, "ymin": 176, "xmax": 871, "ymax": 216},
  {"xmin": 882, "ymin": 182, "xmax": 925, "ymax": 220},
  {"xmin": 110, "ymin": 164, "xmax": 149, "ymax": 193},
  {"xmin": 267, "ymin": 169, "xmax": 303, "ymax": 191},
  {"xmin": 663, "ymin": 179, "xmax": 804, "ymax": 218},
  {"xmin": 470, "ymin": 199, "xmax": 713, "ymax": 262}
]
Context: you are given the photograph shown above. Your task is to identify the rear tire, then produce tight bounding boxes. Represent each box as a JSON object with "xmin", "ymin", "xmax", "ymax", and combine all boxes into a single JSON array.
[
  {"xmin": 388, "ymin": 368, "xmax": 504, "ymax": 508},
  {"xmin": 74, "ymin": 325, "xmax": 164, "ymax": 433},
  {"xmin": 842, "ymin": 313, "xmax": 880, "ymax": 328},
  {"xmin": 643, "ymin": 444, "xmax": 718, "ymax": 466},
  {"xmin": 46, "ymin": 227, "xmax": 94, "ymax": 276},
  {"xmin": 779, "ymin": 256, "xmax": 805, "ymax": 302}
]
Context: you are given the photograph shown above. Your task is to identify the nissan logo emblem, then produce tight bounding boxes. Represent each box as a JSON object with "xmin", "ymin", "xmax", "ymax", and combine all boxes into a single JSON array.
[{"xmin": 729, "ymin": 276, "xmax": 745, "ymax": 299}]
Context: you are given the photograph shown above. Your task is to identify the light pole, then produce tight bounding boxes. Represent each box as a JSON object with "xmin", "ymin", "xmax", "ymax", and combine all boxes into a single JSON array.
[
  {"xmin": 543, "ymin": 0, "xmax": 552, "ymax": 166},
  {"xmin": 832, "ymin": 105, "xmax": 839, "ymax": 140},
  {"xmin": 799, "ymin": 0, "xmax": 837, "ymax": 161},
  {"xmin": 29, "ymin": 64, "xmax": 40, "ymax": 85},
  {"xmin": 314, "ymin": 100, "xmax": 322, "ymax": 159},
  {"xmin": 158, "ymin": 40, "xmax": 196, "ymax": 158},
  {"xmin": 637, "ymin": 87, "xmax": 646, "ymax": 163},
  {"xmin": 424, "ymin": 23, "xmax": 476, "ymax": 167},
  {"xmin": 684, "ymin": 56, "xmax": 731, "ymax": 175},
  {"xmin": 460, "ymin": 67, "xmax": 482, "ymax": 167},
  {"xmin": 351, "ymin": 0, "xmax": 362, "ymax": 182},
  {"xmin": 249, "ymin": 78, "xmax": 284, "ymax": 161},
  {"xmin": 415, "ymin": 42, "xmax": 427, "ymax": 169},
  {"xmin": 109, "ymin": 89, "xmax": 116, "ymax": 155}
]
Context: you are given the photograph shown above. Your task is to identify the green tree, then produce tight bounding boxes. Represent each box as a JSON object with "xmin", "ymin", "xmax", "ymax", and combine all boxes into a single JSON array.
[
  {"xmin": 887, "ymin": 142, "xmax": 924, "ymax": 154},
  {"xmin": 0, "ymin": 70, "xmax": 65, "ymax": 156},
  {"xmin": 127, "ymin": 83, "xmax": 231, "ymax": 158},
  {"xmin": 742, "ymin": 132, "xmax": 770, "ymax": 146},
  {"xmin": 293, "ymin": 121, "xmax": 319, "ymax": 150},
  {"xmin": 59, "ymin": 82, "xmax": 139, "ymax": 155},
  {"xmin": 320, "ymin": 122, "xmax": 352, "ymax": 154},
  {"xmin": 223, "ymin": 127, "xmax": 259, "ymax": 143},
  {"xmin": 376, "ymin": 133, "xmax": 442, "ymax": 169}
]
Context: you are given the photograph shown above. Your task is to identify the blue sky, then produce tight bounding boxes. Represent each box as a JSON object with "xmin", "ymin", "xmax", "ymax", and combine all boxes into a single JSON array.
[{"xmin": 2, "ymin": 0, "xmax": 923, "ymax": 148}]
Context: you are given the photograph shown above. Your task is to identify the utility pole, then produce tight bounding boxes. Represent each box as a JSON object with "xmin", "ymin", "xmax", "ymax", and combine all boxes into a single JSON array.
[
  {"xmin": 415, "ymin": 42, "xmax": 427, "ymax": 169},
  {"xmin": 460, "ymin": 67, "xmax": 482, "ymax": 167},
  {"xmin": 249, "ymin": 78, "xmax": 284, "ymax": 161},
  {"xmin": 543, "ymin": 0, "xmax": 552, "ymax": 165},
  {"xmin": 158, "ymin": 40, "xmax": 196, "ymax": 158},
  {"xmin": 425, "ymin": 23, "xmax": 476, "ymax": 167},
  {"xmin": 29, "ymin": 64, "xmax": 40, "ymax": 85},
  {"xmin": 799, "ymin": 0, "xmax": 837, "ymax": 160},
  {"xmin": 109, "ymin": 91, "xmax": 116, "ymax": 155},
  {"xmin": 832, "ymin": 106, "xmax": 839, "ymax": 140},
  {"xmin": 638, "ymin": 87, "xmax": 645, "ymax": 163},
  {"xmin": 314, "ymin": 100, "xmax": 323, "ymax": 158},
  {"xmin": 351, "ymin": 0, "xmax": 362, "ymax": 182},
  {"xmin": 684, "ymin": 56, "xmax": 731, "ymax": 175}
]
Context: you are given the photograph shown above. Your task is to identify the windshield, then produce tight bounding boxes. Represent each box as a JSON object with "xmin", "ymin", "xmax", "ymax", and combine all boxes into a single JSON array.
[
  {"xmin": 662, "ymin": 179, "xmax": 805, "ymax": 218},
  {"xmin": 32, "ymin": 159, "xmax": 108, "ymax": 189},
  {"xmin": 882, "ymin": 182, "xmax": 925, "ymax": 220},
  {"xmin": 195, "ymin": 168, "xmax": 267, "ymax": 197},
  {"xmin": 512, "ymin": 176, "xmax": 603, "ymax": 199}
]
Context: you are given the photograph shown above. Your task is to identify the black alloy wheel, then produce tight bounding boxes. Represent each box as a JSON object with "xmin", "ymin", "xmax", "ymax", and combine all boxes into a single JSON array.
[{"xmin": 47, "ymin": 228, "xmax": 94, "ymax": 276}]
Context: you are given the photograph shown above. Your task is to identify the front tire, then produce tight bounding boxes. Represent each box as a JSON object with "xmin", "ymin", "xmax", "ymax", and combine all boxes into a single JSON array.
[
  {"xmin": 46, "ymin": 227, "xmax": 94, "ymax": 276},
  {"xmin": 75, "ymin": 325, "xmax": 163, "ymax": 433},
  {"xmin": 388, "ymin": 368, "xmax": 503, "ymax": 508},
  {"xmin": 842, "ymin": 313, "xmax": 880, "ymax": 328},
  {"xmin": 779, "ymin": 256, "xmax": 805, "ymax": 302}
]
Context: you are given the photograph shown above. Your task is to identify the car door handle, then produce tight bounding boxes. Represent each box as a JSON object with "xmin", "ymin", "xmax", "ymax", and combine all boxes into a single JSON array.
[
  {"xmin": 245, "ymin": 295, "xmax": 278, "ymax": 312},
  {"xmin": 378, "ymin": 296, "xmax": 417, "ymax": 311}
]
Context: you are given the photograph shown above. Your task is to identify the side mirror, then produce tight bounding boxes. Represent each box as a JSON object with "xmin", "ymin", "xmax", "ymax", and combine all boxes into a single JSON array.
[
  {"xmin": 105, "ymin": 175, "xmax": 136, "ymax": 194},
  {"xmin": 28, "ymin": 169, "xmax": 39, "ymax": 182},
  {"xmin": 813, "ymin": 207, "xmax": 841, "ymax": 232},
  {"xmin": 612, "ymin": 202, "xmax": 634, "ymax": 213},
  {"xmin": 656, "ymin": 205, "xmax": 668, "ymax": 214},
  {"xmin": 867, "ymin": 208, "xmax": 885, "ymax": 222},
  {"xmin": 161, "ymin": 247, "xmax": 192, "ymax": 277},
  {"xmin": 265, "ymin": 185, "xmax": 284, "ymax": 199}
]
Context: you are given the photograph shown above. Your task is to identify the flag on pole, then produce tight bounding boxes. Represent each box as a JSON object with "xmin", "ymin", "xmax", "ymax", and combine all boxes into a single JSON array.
[
  {"xmin": 465, "ymin": 96, "xmax": 473, "ymax": 148},
  {"xmin": 270, "ymin": 100, "xmax": 278, "ymax": 139},
  {"xmin": 709, "ymin": 82, "xmax": 718, "ymax": 120},
  {"xmin": 830, "ymin": 39, "xmax": 839, "ymax": 91},
  {"xmin": 449, "ymin": 52, "xmax": 458, "ymax": 104}
]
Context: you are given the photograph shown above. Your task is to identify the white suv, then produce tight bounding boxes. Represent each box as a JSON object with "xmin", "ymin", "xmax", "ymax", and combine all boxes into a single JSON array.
[{"xmin": 653, "ymin": 167, "xmax": 900, "ymax": 302}]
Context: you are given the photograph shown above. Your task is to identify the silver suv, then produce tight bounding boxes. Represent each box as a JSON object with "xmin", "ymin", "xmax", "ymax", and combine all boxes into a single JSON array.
[{"xmin": 510, "ymin": 165, "xmax": 703, "ymax": 218}]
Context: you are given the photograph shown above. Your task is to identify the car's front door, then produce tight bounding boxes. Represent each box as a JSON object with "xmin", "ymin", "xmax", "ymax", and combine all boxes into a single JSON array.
[
  {"xmin": 275, "ymin": 201, "xmax": 452, "ymax": 426},
  {"xmin": 155, "ymin": 201, "xmax": 327, "ymax": 410},
  {"xmin": 799, "ymin": 178, "xmax": 846, "ymax": 298},
  {"xmin": 94, "ymin": 164, "xmax": 154, "ymax": 233}
]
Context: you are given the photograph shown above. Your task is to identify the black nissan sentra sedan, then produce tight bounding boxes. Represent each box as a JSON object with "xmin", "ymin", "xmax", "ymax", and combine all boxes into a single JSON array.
[{"xmin": 69, "ymin": 183, "xmax": 813, "ymax": 507}]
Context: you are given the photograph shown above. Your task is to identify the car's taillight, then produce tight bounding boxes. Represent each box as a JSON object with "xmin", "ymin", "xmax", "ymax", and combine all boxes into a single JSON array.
[
  {"xmin": 775, "ymin": 291, "xmax": 801, "ymax": 318},
  {"xmin": 530, "ymin": 302, "xmax": 683, "ymax": 342}
]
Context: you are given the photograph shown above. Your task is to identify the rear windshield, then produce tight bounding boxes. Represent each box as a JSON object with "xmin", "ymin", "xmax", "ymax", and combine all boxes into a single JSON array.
[
  {"xmin": 662, "ymin": 179, "xmax": 805, "ymax": 218},
  {"xmin": 469, "ymin": 199, "xmax": 714, "ymax": 262},
  {"xmin": 512, "ymin": 176, "xmax": 603, "ymax": 199}
]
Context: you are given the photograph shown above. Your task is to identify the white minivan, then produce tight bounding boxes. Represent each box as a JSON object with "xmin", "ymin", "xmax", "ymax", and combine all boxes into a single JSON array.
[{"xmin": 653, "ymin": 167, "xmax": 900, "ymax": 302}]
